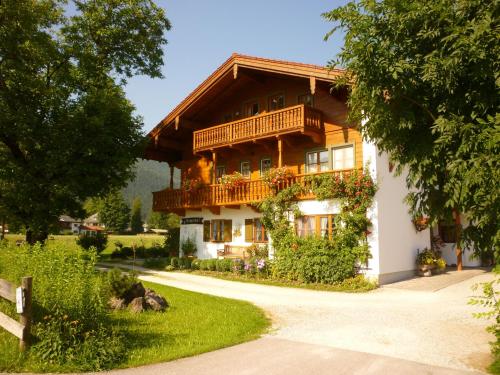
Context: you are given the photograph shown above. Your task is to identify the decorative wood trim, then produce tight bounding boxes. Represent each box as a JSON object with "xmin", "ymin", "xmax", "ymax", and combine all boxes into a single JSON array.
[
  {"xmin": 309, "ymin": 76, "xmax": 316, "ymax": 95},
  {"xmin": 233, "ymin": 63, "xmax": 238, "ymax": 79}
]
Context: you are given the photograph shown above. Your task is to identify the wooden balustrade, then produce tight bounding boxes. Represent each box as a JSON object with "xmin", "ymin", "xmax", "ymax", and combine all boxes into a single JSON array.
[
  {"xmin": 152, "ymin": 169, "xmax": 354, "ymax": 212},
  {"xmin": 193, "ymin": 104, "xmax": 322, "ymax": 152}
]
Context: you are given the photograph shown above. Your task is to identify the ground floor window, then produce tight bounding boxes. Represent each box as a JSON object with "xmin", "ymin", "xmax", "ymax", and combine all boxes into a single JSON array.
[
  {"xmin": 203, "ymin": 219, "xmax": 232, "ymax": 242},
  {"xmin": 296, "ymin": 214, "xmax": 336, "ymax": 239},
  {"xmin": 245, "ymin": 218, "xmax": 268, "ymax": 243},
  {"xmin": 438, "ymin": 221, "xmax": 456, "ymax": 243}
]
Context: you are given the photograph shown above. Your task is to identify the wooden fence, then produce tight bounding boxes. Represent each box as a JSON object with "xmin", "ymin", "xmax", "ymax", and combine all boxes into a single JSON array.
[{"xmin": 0, "ymin": 276, "xmax": 32, "ymax": 351}]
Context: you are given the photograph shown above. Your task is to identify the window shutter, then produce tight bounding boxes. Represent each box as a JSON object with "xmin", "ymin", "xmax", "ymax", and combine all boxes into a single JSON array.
[
  {"xmin": 203, "ymin": 221, "xmax": 211, "ymax": 242},
  {"xmin": 245, "ymin": 219, "xmax": 254, "ymax": 242},
  {"xmin": 223, "ymin": 220, "xmax": 232, "ymax": 242}
]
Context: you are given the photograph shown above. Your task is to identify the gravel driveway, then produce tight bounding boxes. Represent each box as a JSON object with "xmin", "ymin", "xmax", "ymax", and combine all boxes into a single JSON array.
[{"xmin": 99, "ymin": 263, "xmax": 494, "ymax": 373}]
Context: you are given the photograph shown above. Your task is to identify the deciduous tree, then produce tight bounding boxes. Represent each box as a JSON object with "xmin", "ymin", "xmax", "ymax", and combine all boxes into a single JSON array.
[
  {"xmin": 99, "ymin": 190, "xmax": 130, "ymax": 233},
  {"xmin": 323, "ymin": 0, "xmax": 499, "ymax": 263},
  {"xmin": 0, "ymin": 0, "xmax": 171, "ymax": 242}
]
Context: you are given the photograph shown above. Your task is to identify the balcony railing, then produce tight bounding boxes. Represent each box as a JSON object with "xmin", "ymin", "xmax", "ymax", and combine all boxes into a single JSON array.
[
  {"xmin": 193, "ymin": 104, "xmax": 322, "ymax": 152},
  {"xmin": 152, "ymin": 169, "xmax": 354, "ymax": 212}
]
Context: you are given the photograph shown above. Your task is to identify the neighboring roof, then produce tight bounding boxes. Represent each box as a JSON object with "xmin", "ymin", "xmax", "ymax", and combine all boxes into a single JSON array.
[
  {"xmin": 84, "ymin": 213, "xmax": 99, "ymax": 222},
  {"xmin": 59, "ymin": 215, "xmax": 81, "ymax": 223},
  {"xmin": 149, "ymin": 53, "xmax": 345, "ymax": 138},
  {"xmin": 80, "ymin": 225, "xmax": 104, "ymax": 231}
]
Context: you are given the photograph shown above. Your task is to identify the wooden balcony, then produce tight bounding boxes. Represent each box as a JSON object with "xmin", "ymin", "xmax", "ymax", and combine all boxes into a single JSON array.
[
  {"xmin": 152, "ymin": 169, "xmax": 354, "ymax": 213},
  {"xmin": 193, "ymin": 104, "xmax": 323, "ymax": 152}
]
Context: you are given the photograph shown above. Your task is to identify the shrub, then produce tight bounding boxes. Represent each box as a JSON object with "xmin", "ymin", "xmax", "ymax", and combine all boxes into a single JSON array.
[
  {"xmin": 165, "ymin": 228, "xmax": 180, "ymax": 257},
  {"xmin": 76, "ymin": 232, "xmax": 108, "ymax": 253},
  {"xmin": 0, "ymin": 242, "xmax": 124, "ymax": 370},
  {"xmin": 165, "ymin": 265, "xmax": 175, "ymax": 271},
  {"xmin": 111, "ymin": 246, "xmax": 133, "ymax": 259},
  {"xmin": 216, "ymin": 259, "xmax": 232, "ymax": 272},
  {"xmin": 207, "ymin": 259, "xmax": 217, "ymax": 271},
  {"xmin": 246, "ymin": 244, "xmax": 269, "ymax": 258},
  {"xmin": 170, "ymin": 257, "xmax": 180, "ymax": 269},
  {"xmin": 272, "ymin": 236, "xmax": 358, "ymax": 284},
  {"xmin": 232, "ymin": 258, "xmax": 244, "ymax": 274},
  {"xmin": 181, "ymin": 237, "xmax": 197, "ymax": 257},
  {"xmin": 105, "ymin": 268, "xmax": 138, "ymax": 298},
  {"xmin": 143, "ymin": 257, "xmax": 170, "ymax": 270},
  {"xmin": 191, "ymin": 259, "xmax": 201, "ymax": 270},
  {"xmin": 199, "ymin": 259, "xmax": 209, "ymax": 271},
  {"xmin": 178, "ymin": 257, "xmax": 192, "ymax": 270}
]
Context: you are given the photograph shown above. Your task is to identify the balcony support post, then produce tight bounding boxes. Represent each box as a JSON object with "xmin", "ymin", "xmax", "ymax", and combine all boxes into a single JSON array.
[
  {"xmin": 277, "ymin": 137, "xmax": 283, "ymax": 168},
  {"xmin": 212, "ymin": 151, "xmax": 217, "ymax": 184},
  {"xmin": 169, "ymin": 164, "xmax": 174, "ymax": 189}
]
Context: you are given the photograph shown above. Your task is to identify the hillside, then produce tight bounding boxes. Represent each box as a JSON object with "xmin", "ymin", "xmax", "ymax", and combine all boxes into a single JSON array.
[{"xmin": 122, "ymin": 159, "xmax": 180, "ymax": 219}]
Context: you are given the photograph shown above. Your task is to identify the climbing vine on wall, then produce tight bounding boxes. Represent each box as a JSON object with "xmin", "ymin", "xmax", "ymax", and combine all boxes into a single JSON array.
[{"xmin": 255, "ymin": 168, "xmax": 377, "ymax": 284}]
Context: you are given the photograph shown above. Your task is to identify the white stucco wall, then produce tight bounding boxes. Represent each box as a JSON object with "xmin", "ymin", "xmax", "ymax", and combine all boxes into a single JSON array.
[
  {"xmin": 363, "ymin": 141, "xmax": 431, "ymax": 284},
  {"xmin": 179, "ymin": 206, "xmax": 264, "ymax": 259}
]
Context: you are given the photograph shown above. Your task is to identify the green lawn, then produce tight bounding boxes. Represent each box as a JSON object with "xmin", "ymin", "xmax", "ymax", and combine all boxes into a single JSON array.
[
  {"xmin": 0, "ymin": 280, "xmax": 269, "ymax": 372},
  {"xmin": 3, "ymin": 233, "xmax": 165, "ymax": 255}
]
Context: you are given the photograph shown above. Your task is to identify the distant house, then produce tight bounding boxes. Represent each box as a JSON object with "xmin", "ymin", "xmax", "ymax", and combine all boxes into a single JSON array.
[
  {"xmin": 83, "ymin": 213, "xmax": 100, "ymax": 227},
  {"xmin": 58, "ymin": 215, "xmax": 81, "ymax": 234},
  {"xmin": 79, "ymin": 225, "xmax": 105, "ymax": 236}
]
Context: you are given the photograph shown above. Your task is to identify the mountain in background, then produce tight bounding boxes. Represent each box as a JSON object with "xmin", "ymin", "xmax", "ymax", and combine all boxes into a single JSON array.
[{"xmin": 122, "ymin": 159, "xmax": 180, "ymax": 220}]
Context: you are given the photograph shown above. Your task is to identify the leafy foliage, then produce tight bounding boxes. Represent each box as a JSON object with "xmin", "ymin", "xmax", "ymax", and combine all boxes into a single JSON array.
[
  {"xmin": 105, "ymin": 268, "xmax": 138, "ymax": 299},
  {"xmin": 0, "ymin": 242, "xmax": 124, "ymax": 371},
  {"xmin": 99, "ymin": 190, "xmax": 130, "ymax": 232},
  {"xmin": 148, "ymin": 211, "xmax": 180, "ymax": 230},
  {"xmin": 130, "ymin": 197, "xmax": 143, "ymax": 234},
  {"xmin": 0, "ymin": 0, "xmax": 171, "ymax": 241},
  {"xmin": 323, "ymin": 0, "xmax": 500, "ymax": 261},
  {"xmin": 469, "ymin": 268, "xmax": 500, "ymax": 370},
  {"xmin": 77, "ymin": 231, "xmax": 108, "ymax": 253}
]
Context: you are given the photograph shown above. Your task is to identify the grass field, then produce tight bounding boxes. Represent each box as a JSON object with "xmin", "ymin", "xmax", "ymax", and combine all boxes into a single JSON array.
[
  {"xmin": 0, "ymin": 280, "xmax": 269, "ymax": 372},
  {"xmin": 3, "ymin": 233, "xmax": 165, "ymax": 255}
]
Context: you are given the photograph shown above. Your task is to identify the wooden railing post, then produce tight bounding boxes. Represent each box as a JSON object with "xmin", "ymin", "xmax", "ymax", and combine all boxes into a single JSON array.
[{"xmin": 19, "ymin": 276, "xmax": 32, "ymax": 351}]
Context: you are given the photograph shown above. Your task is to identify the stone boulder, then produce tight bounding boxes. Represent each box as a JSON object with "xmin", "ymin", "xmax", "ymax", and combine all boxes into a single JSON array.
[
  {"xmin": 123, "ymin": 282, "xmax": 146, "ymax": 304},
  {"xmin": 128, "ymin": 297, "xmax": 147, "ymax": 313},
  {"xmin": 108, "ymin": 297, "xmax": 126, "ymax": 311},
  {"xmin": 144, "ymin": 288, "xmax": 169, "ymax": 311}
]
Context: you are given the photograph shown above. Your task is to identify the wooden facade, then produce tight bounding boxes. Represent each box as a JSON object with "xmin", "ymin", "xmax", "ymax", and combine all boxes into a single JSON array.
[{"xmin": 146, "ymin": 54, "xmax": 362, "ymax": 213}]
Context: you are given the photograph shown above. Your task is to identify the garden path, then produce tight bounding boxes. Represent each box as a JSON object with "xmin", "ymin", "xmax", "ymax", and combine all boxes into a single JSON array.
[{"xmin": 98, "ymin": 263, "xmax": 493, "ymax": 374}]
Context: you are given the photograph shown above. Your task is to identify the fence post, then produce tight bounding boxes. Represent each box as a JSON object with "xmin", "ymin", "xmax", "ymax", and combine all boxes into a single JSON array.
[{"xmin": 19, "ymin": 276, "xmax": 32, "ymax": 351}]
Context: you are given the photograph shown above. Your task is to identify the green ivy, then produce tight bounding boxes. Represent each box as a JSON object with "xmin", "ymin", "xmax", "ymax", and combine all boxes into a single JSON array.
[{"xmin": 256, "ymin": 168, "xmax": 377, "ymax": 284}]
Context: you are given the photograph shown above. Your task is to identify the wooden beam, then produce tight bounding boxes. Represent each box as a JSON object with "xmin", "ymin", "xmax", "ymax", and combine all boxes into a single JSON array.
[
  {"xmin": 277, "ymin": 137, "xmax": 283, "ymax": 168},
  {"xmin": 0, "ymin": 312, "xmax": 24, "ymax": 339},
  {"xmin": 309, "ymin": 76, "xmax": 316, "ymax": 95},
  {"xmin": 212, "ymin": 151, "xmax": 217, "ymax": 184},
  {"xmin": 175, "ymin": 116, "xmax": 180, "ymax": 130},
  {"xmin": 0, "ymin": 279, "xmax": 15, "ymax": 302},
  {"xmin": 233, "ymin": 63, "xmax": 238, "ymax": 79},
  {"xmin": 208, "ymin": 206, "xmax": 220, "ymax": 215},
  {"xmin": 169, "ymin": 164, "xmax": 174, "ymax": 189}
]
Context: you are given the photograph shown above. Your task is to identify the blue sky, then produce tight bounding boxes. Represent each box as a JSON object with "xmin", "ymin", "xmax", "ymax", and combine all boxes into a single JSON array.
[{"xmin": 124, "ymin": 0, "xmax": 348, "ymax": 133}]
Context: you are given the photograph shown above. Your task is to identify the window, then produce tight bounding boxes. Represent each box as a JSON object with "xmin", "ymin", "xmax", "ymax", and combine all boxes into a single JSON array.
[
  {"xmin": 260, "ymin": 158, "xmax": 272, "ymax": 175},
  {"xmin": 244, "ymin": 101, "xmax": 259, "ymax": 116},
  {"xmin": 298, "ymin": 94, "xmax": 314, "ymax": 107},
  {"xmin": 268, "ymin": 94, "xmax": 285, "ymax": 111},
  {"xmin": 245, "ymin": 218, "xmax": 268, "ymax": 243},
  {"xmin": 204, "ymin": 219, "xmax": 232, "ymax": 242},
  {"xmin": 332, "ymin": 144, "xmax": 354, "ymax": 170},
  {"xmin": 306, "ymin": 150, "xmax": 329, "ymax": 173},
  {"xmin": 216, "ymin": 165, "xmax": 226, "ymax": 180},
  {"xmin": 240, "ymin": 161, "xmax": 251, "ymax": 178},
  {"xmin": 439, "ymin": 221, "xmax": 457, "ymax": 243},
  {"xmin": 296, "ymin": 215, "xmax": 336, "ymax": 239}
]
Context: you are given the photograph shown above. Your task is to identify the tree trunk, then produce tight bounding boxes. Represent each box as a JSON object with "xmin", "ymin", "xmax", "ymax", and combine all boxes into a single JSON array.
[
  {"xmin": 25, "ymin": 228, "xmax": 48, "ymax": 245},
  {"xmin": 454, "ymin": 210, "xmax": 463, "ymax": 271},
  {"xmin": 0, "ymin": 218, "xmax": 5, "ymax": 240}
]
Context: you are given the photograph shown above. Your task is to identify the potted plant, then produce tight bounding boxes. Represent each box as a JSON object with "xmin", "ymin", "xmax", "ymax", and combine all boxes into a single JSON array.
[
  {"xmin": 412, "ymin": 216, "xmax": 430, "ymax": 231},
  {"xmin": 183, "ymin": 177, "xmax": 206, "ymax": 192},
  {"xmin": 219, "ymin": 172, "xmax": 246, "ymax": 191},
  {"xmin": 416, "ymin": 248, "xmax": 437, "ymax": 277},
  {"xmin": 434, "ymin": 257, "xmax": 447, "ymax": 274},
  {"xmin": 262, "ymin": 166, "xmax": 294, "ymax": 190}
]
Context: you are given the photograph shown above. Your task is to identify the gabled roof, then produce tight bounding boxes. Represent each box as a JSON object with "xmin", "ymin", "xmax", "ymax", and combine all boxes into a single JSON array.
[{"xmin": 149, "ymin": 53, "xmax": 345, "ymax": 138}]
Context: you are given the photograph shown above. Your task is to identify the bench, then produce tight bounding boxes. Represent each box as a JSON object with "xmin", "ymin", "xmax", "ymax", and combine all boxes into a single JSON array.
[{"xmin": 217, "ymin": 245, "xmax": 249, "ymax": 259}]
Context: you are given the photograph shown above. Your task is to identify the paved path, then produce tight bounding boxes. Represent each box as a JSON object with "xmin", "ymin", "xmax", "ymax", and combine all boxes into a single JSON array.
[{"xmin": 97, "ymin": 263, "xmax": 493, "ymax": 374}]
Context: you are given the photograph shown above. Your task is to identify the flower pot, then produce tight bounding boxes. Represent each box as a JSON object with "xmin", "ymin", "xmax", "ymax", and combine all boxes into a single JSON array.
[{"xmin": 417, "ymin": 264, "xmax": 435, "ymax": 277}]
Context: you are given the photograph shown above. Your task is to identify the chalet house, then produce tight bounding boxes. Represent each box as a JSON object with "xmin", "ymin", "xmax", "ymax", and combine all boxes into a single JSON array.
[{"xmin": 145, "ymin": 54, "xmax": 479, "ymax": 284}]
